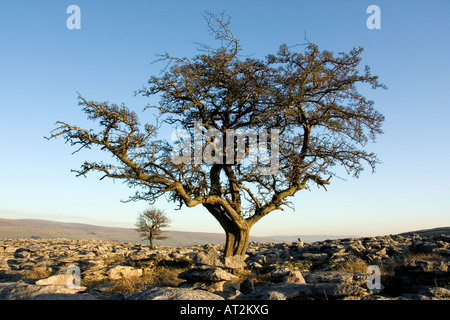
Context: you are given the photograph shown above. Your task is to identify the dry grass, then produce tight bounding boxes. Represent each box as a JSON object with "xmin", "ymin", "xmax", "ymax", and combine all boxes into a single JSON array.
[
  {"xmin": 332, "ymin": 257, "xmax": 369, "ymax": 273},
  {"xmin": 93, "ymin": 265, "xmax": 188, "ymax": 295},
  {"xmin": 102, "ymin": 254, "xmax": 127, "ymax": 265},
  {"xmin": 107, "ymin": 277, "xmax": 146, "ymax": 293},
  {"xmin": 89, "ymin": 255, "xmax": 195, "ymax": 294},
  {"xmin": 21, "ymin": 267, "xmax": 52, "ymax": 280},
  {"xmin": 409, "ymin": 252, "xmax": 442, "ymax": 261},
  {"xmin": 143, "ymin": 267, "xmax": 186, "ymax": 287}
]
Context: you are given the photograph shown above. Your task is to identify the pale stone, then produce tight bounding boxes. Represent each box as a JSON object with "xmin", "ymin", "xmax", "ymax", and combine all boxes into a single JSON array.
[
  {"xmin": 178, "ymin": 267, "xmax": 239, "ymax": 282},
  {"xmin": 126, "ymin": 286, "xmax": 224, "ymax": 300},
  {"xmin": 224, "ymin": 255, "xmax": 245, "ymax": 269},
  {"xmin": 271, "ymin": 267, "xmax": 306, "ymax": 284},
  {"xmin": 0, "ymin": 282, "xmax": 87, "ymax": 300},
  {"xmin": 108, "ymin": 266, "xmax": 143, "ymax": 280},
  {"xmin": 285, "ymin": 269, "xmax": 306, "ymax": 284},
  {"xmin": 35, "ymin": 274, "xmax": 73, "ymax": 286}
]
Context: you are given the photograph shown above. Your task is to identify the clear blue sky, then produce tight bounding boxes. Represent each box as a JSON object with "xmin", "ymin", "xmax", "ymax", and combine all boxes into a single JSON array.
[{"xmin": 0, "ymin": 0, "xmax": 449, "ymax": 237}]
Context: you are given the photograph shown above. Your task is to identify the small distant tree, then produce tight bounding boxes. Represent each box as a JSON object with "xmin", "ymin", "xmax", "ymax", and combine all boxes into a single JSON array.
[{"xmin": 135, "ymin": 208, "xmax": 171, "ymax": 248}]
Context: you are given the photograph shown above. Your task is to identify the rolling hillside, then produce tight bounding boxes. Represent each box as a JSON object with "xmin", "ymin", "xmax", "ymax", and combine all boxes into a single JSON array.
[{"xmin": 0, "ymin": 218, "xmax": 354, "ymax": 245}]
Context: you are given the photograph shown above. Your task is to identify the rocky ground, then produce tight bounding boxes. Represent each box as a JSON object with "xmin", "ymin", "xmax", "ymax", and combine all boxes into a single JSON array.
[{"xmin": 0, "ymin": 231, "xmax": 449, "ymax": 300}]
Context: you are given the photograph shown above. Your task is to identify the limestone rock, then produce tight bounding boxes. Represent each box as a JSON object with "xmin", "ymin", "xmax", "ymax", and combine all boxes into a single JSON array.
[
  {"xmin": 410, "ymin": 241, "xmax": 439, "ymax": 254},
  {"xmin": 1, "ymin": 230, "xmax": 449, "ymax": 300},
  {"xmin": 14, "ymin": 248, "xmax": 31, "ymax": 259},
  {"xmin": 435, "ymin": 234, "xmax": 450, "ymax": 243},
  {"xmin": 285, "ymin": 270, "xmax": 306, "ymax": 284},
  {"xmin": 271, "ymin": 267, "xmax": 306, "ymax": 284},
  {"xmin": 180, "ymin": 280, "xmax": 240, "ymax": 297},
  {"xmin": 178, "ymin": 266, "xmax": 238, "ymax": 282},
  {"xmin": 35, "ymin": 274, "xmax": 75, "ymax": 286},
  {"xmin": 422, "ymin": 286, "xmax": 450, "ymax": 299},
  {"xmin": 3, "ymin": 246, "xmax": 18, "ymax": 254},
  {"xmin": 303, "ymin": 271, "xmax": 354, "ymax": 285},
  {"xmin": 300, "ymin": 252, "xmax": 328, "ymax": 262},
  {"xmin": 108, "ymin": 266, "xmax": 143, "ymax": 280},
  {"xmin": 236, "ymin": 282, "xmax": 367, "ymax": 300},
  {"xmin": 126, "ymin": 286, "xmax": 224, "ymax": 300},
  {"xmin": 194, "ymin": 244, "xmax": 245, "ymax": 269},
  {"xmin": 224, "ymin": 255, "xmax": 245, "ymax": 269},
  {"xmin": 240, "ymin": 277, "xmax": 255, "ymax": 294},
  {"xmin": 393, "ymin": 259, "xmax": 449, "ymax": 289},
  {"xmin": 0, "ymin": 281, "xmax": 88, "ymax": 300},
  {"xmin": 194, "ymin": 244, "xmax": 221, "ymax": 266}
]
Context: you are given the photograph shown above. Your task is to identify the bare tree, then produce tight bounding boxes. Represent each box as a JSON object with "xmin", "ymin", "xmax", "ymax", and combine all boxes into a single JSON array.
[
  {"xmin": 135, "ymin": 208, "xmax": 171, "ymax": 248},
  {"xmin": 47, "ymin": 12, "xmax": 385, "ymax": 262}
]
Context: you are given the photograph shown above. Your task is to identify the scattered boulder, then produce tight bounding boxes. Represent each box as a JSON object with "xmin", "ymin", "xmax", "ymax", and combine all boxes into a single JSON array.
[
  {"xmin": 393, "ymin": 259, "xmax": 449, "ymax": 290},
  {"xmin": 303, "ymin": 271, "xmax": 354, "ymax": 285},
  {"xmin": 194, "ymin": 244, "xmax": 221, "ymax": 266},
  {"xmin": 263, "ymin": 253, "xmax": 280, "ymax": 265},
  {"xmin": 240, "ymin": 277, "xmax": 255, "ymax": 294},
  {"xmin": 35, "ymin": 274, "xmax": 75, "ymax": 286},
  {"xmin": 224, "ymin": 255, "xmax": 245, "ymax": 269},
  {"xmin": 108, "ymin": 266, "xmax": 143, "ymax": 280},
  {"xmin": 178, "ymin": 266, "xmax": 238, "ymax": 282},
  {"xmin": 126, "ymin": 286, "xmax": 224, "ymax": 300},
  {"xmin": 410, "ymin": 241, "xmax": 439, "ymax": 254},
  {"xmin": 299, "ymin": 252, "xmax": 328, "ymax": 262},
  {"xmin": 271, "ymin": 267, "xmax": 306, "ymax": 284},
  {"xmin": 1, "ymin": 230, "xmax": 449, "ymax": 300},
  {"xmin": 3, "ymin": 246, "xmax": 18, "ymax": 254},
  {"xmin": 0, "ymin": 281, "xmax": 88, "ymax": 300},
  {"xmin": 236, "ymin": 282, "xmax": 367, "ymax": 300},
  {"xmin": 13, "ymin": 248, "xmax": 31, "ymax": 259},
  {"xmin": 194, "ymin": 244, "xmax": 245, "ymax": 270},
  {"xmin": 180, "ymin": 280, "xmax": 240, "ymax": 298}
]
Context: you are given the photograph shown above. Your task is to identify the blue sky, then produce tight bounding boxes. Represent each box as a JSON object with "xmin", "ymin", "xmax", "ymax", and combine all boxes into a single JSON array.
[{"xmin": 0, "ymin": 0, "xmax": 449, "ymax": 237}]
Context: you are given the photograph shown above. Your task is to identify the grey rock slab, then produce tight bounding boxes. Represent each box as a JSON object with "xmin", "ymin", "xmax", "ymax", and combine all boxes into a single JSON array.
[
  {"xmin": 194, "ymin": 244, "xmax": 221, "ymax": 266},
  {"xmin": 0, "ymin": 281, "xmax": 88, "ymax": 300},
  {"xmin": 126, "ymin": 286, "xmax": 224, "ymax": 300},
  {"xmin": 179, "ymin": 280, "xmax": 240, "ymax": 297},
  {"xmin": 194, "ymin": 244, "xmax": 245, "ymax": 269},
  {"xmin": 108, "ymin": 266, "xmax": 143, "ymax": 280},
  {"xmin": 178, "ymin": 267, "xmax": 239, "ymax": 282},
  {"xmin": 224, "ymin": 255, "xmax": 245, "ymax": 269},
  {"xmin": 299, "ymin": 253, "xmax": 329, "ymax": 262},
  {"xmin": 13, "ymin": 248, "xmax": 31, "ymax": 259},
  {"xmin": 285, "ymin": 270, "xmax": 306, "ymax": 284},
  {"xmin": 303, "ymin": 271, "xmax": 355, "ymax": 285},
  {"xmin": 423, "ymin": 286, "xmax": 450, "ymax": 299},
  {"xmin": 240, "ymin": 277, "xmax": 255, "ymax": 294},
  {"xmin": 263, "ymin": 253, "xmax": 281, "ymax": 264},
  {"xmin": 3, "ymin": 246, "xmax": 18, "ymax": 254},
  {"xmin": 35, "ymin": 274, "xmax": 74, "ymax": 286},
  {"xmin": 271, "ymin": 267, "xmax": 306, "ymax": 284},
  {"xmin": 237, "ymin": 282, "xmax": 367, "ymax": 300}
]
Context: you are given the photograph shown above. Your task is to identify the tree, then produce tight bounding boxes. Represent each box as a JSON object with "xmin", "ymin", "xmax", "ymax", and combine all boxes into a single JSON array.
[
  {"xmin": 135, "ymin": 208, "xmax": 171, "ymax": 248},
  {"xmin": 47, "ymin": 12, "xmax": 385, "ymax": 262}
]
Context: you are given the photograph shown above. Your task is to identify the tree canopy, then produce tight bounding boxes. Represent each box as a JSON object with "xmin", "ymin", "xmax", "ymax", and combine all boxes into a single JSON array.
[{"xmin": 48, "ymin": 12, "xmax": 385, "ymax": 258}]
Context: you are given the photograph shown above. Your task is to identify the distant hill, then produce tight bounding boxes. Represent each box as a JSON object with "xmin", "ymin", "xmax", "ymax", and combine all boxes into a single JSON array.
[
  {"xmin": 398, "ymin": 226, "xmax": 450, "ymax": 238},
  {"xmin": 0, "ymin": 218, "xmax": 355, "ymax": 246},
  {"xmin": 3, "ymin": 218, "xmax": 447, "ymax": 246}
]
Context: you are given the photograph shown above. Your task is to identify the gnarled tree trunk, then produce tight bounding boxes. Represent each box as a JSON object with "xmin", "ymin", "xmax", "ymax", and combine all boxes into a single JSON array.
[
  {"xmin": 204, "ymin": 203, "xmax": 252, "ymax": 272},
  {"xmin": 224, "ymin": 225, "xmax": 250, "ymax": 258}
]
